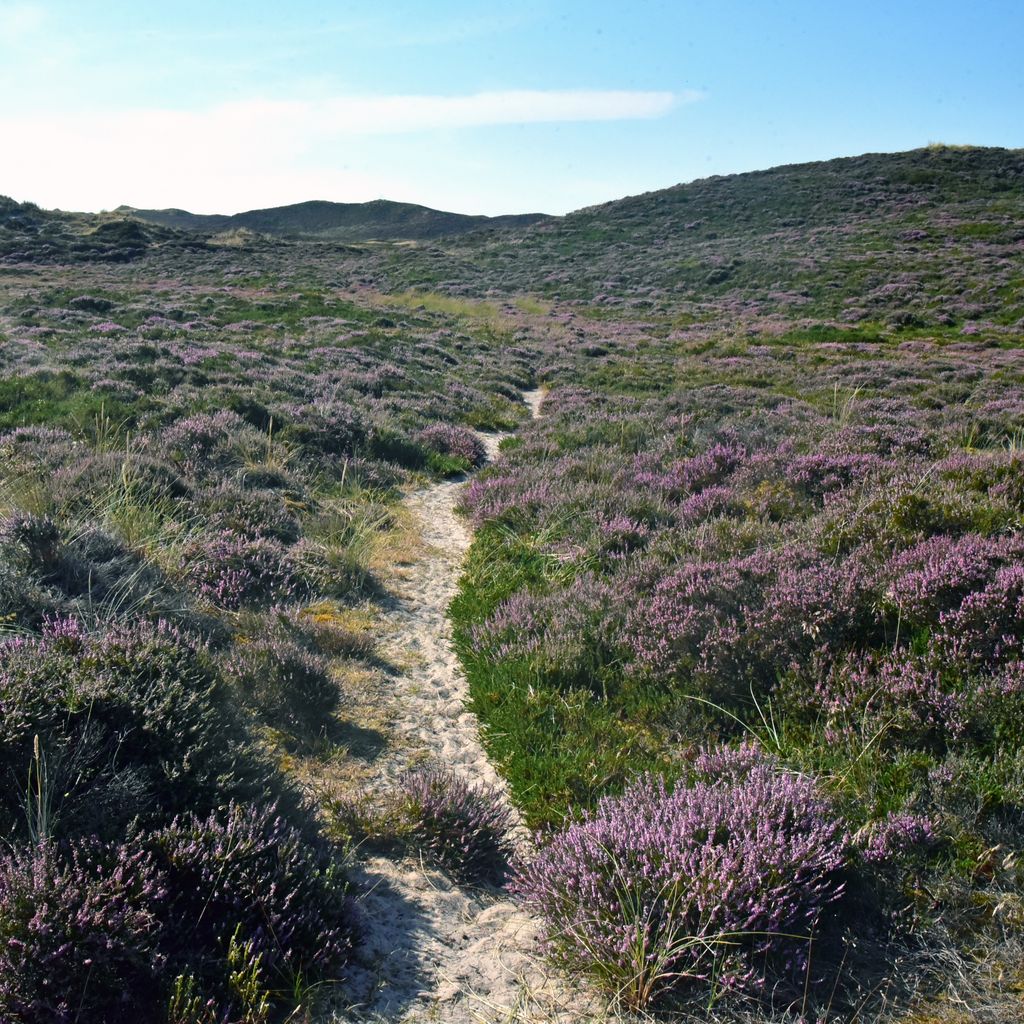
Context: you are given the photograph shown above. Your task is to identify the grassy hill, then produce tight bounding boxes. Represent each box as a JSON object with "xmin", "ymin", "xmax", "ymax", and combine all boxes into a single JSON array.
[
  {"xmin": 118, "ymin": 198, "xmax": 549, "ymax": 241},
  {"xmin": 375, "ymin": 145, "xmax": 1024, "ymax": 326}
]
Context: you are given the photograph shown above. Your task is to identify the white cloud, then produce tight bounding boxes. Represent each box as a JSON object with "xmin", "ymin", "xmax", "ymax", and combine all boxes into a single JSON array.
[
  {"xmin": 0, "ymin": 89, "xmax": 698, "ymax": 213},
  {"xmin": 0, "ymin": 2, "xmax": 46, "ymax": 38}
]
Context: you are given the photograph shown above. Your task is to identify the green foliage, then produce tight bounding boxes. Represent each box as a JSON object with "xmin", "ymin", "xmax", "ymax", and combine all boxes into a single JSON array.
[
  {"xmin": 0, "ymin": 373, "xmax": 139, "ymax": 432},
  {"xmin": 450, "ymin": 527, "xmax": 671, "ymax": 827},
  {"xmin": 426, "ymin": 450, "xmax": 472, "ymax": 476}
]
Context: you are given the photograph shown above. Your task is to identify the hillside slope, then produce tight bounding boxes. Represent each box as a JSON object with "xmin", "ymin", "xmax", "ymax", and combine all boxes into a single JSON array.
[{"xmin": 377, "ymin": 145, "xmax": 1024, "ymax": 326}]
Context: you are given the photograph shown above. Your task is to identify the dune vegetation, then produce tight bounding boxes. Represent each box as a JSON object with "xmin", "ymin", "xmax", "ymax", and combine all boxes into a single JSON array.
[{"xmin": 1, "ymin": 145, "xmax": 1023, "ymax": 1021}]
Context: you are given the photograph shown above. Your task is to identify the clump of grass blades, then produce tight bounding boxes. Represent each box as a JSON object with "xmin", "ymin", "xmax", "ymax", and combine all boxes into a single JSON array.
[{"xmin": 330, "ymin": 767, "xmax": 514, "ymax": 884}]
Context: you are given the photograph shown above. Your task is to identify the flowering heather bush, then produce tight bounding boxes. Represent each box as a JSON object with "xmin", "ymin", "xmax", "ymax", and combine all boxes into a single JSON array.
[
  {"xmin": 277, "ymin": 400, "xmax": 367, "ymax": 461},
  {"xmin": 51, "ymin": 450, "xmax": 191, "ymax": 506},
  {"xmin": 858, "ymin": 812, "xmax": 938, "ymax": 865},
  {"xmin": 512, "ymin": 748, "xmax": 848, "ymax": 1009},
  {"xmin": 0, "ymin": 838, "xmax": 166, "ymax": 1023},
  {"xmin": 805, "ymin": 649, "xmax": 973, "ymax": 748},
  {"xmin": 624, "ymin": 546, "xmax": 879, "ymax": 700},
  {"xmin": 934, "ymin": 562, "xmax": 1024, "ymax": 666},
  {"xmin": 881, "ymin": 533, "xmax": 1024, "ymax": 628},
  {"xmin": 469, "ymin": 573, "xmax": 634, "ymax": 692},
  {"xmin": 197, "ymin": 483, "xmax": 302, "ymax": 543},
  {"xmin": 397, "ymin": 767, "xmax": 513, "ymax": 882},
  {"xmin": 0, "ymin": 425, "xmax": 79, "ymax": 471},
  {"xmin": 150, "ymin": 802, "xmax": 358, "ymax": 986},
  {"xmin": 160, "ymin": 411, "xmax": 258, "ymax": 479},
  {"xmin": 183, "ymin": 532, "xmax": 307, "ymax": 609},
  {"xmin": 415, "ymin": 422, "xmax": 487, "ymax": 468}
]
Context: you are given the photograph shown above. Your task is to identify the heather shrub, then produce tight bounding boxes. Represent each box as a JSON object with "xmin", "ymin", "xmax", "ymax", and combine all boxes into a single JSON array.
[
  {"xmin": 0, "ymin": 838, "xmax": 166, "ymax": 1023},
  {"xmin": 183, "ymin": 532, "xmax": 306, "ymax": 609},
  {"xmin": 805, "ymin": 649, "xmax": 972, "ymax": 749},
  {"xmin": 0, "ymin": 617, "xmax": 266, "ymax": 841},
  {"xmin": 397, "ymin": 768, "xmax": 513, "ymax": 882},
  {"xmin": 0, "ymin": 425, "xmax": 79, "ymax": 472},
  {"xmin": 149, "ymin": 802, "xmax": 358, "ymax": 988},
  {"xmin": 881, "ymin": 533, "xmax": 1024, "ymax": 630},
  {"xmin": 196, "ymin": 483, "xmax": 302, "ymax": 543},
  {"xmin": 0, "ymin": 513, "xmax": 194, "ymax": 625},
  {"xmin": 51, "ymin": 451, "xmax": 190, "ymax": 507},
  {"xmin": 625, "ymin": 546, "xmax": 879, "ymax": 702},
  {"xmin": 933, "ymin": 562, "xmax": 1024, "ymax": 665},
  {"xmin": 160, "ymin": 411, "xmax": 259, "ymax": 479},
  {"xmin": 415, "ymin": 422, "xmax": 487, "ymax": 470},
  {"xmin": 332, "ymin": 768, "xmax": 513, "ymax": 883},
  {"xmin": 939, "ymin": 450, "xmax": 1024, "ymax": 509},
  {"xmin": 825, "ymin": 477, "xmax": 1005, "ymax": 551},
  {"xmin": 469, "ymin": 573, "xmax": 633, "ymax": 694},
  {"xmin": 512, "ymin": 746, "xmax": 848, "ymax": 1009},
  {"xmin": 857, "ymin": 812, "xmax": 938, "ymax": 866},
  {"xmin": 219, "ymin": 631, "xmax": 338, "ymax": 734},
  {"xmin": 0, "ymin": 511, "xmax": 63, "ymax": 576},
  {"xmin": 277, "ymin": 401, "xmax": 366, "ymax": 460}
]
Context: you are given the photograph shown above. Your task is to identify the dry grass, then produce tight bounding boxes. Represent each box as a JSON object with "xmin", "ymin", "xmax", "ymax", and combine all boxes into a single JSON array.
[
  {"xmin": 368, "ymin": 501, "xmax": 425, "ymax": 575},
  {"xmin": 279, "ymin": 655, "xmax": 397, "ymax": 799},
  {"xmin": 512, "ymin": 296, "xmax": 553, "ymax": 316},
  {"xmin": 375, "ymin": 290, "xmax": 503, "ymax": 321}
]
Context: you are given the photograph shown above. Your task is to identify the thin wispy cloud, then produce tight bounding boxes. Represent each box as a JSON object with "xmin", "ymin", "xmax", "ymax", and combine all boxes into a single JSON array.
[{"xmin": 238, "ymin": 89, "xmax": 686, "ymax": 135}]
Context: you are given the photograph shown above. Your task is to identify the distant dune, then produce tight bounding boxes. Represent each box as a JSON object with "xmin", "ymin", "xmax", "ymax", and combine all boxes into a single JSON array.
[{"xmin": 115, "ymin": 198, "xmax": 550, "ymax": 242}]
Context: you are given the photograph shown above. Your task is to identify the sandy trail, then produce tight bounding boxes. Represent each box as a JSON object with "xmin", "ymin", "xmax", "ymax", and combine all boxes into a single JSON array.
[{"xmin": 336, "ymin": 389, "xmax": 578, "ymax": 1023}]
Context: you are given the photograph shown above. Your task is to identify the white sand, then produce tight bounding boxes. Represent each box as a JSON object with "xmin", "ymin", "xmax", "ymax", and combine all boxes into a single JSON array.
[{"xmin": 334, "ymin": 390, "xmax": 583, "ymax": 1023}]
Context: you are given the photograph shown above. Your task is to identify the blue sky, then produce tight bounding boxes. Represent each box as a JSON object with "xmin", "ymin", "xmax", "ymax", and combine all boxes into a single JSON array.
[{"xmin": 2, "ymin": 0, "xmax": 1022, "ymax": 215}]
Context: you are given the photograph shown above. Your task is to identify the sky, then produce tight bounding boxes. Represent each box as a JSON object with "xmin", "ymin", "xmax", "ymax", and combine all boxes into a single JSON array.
[{"xmin": 2, "ymin": 0, "xmax": 1022, "ymax": 216}]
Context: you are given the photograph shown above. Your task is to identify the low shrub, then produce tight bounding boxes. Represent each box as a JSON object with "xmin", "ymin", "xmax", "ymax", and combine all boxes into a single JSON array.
[
  {"xmin": 331, "ymin": 767, "xmax": 513, "ymax": 883},
  {"xmin": 160, "ymin": 411, "xmax": 258, "ymax": 479},
  {"xmin": 52, "ymin": 451, "xmax": 191, "ymax": 507},
  {"xmin": 512, "ymin": 745, "xmax": 848, "ymax": 1009},
  {"xmin": 0, "ymin": 838, "xmax": 166, "ymax": 1024},
  {"xmin": 0, "ymin": 513, "xmax": 197, "ymax": 626},
  {"xmin": 0, "ymin": 617, "xmax": 268, "ymax": 842},
  {"xmin": 196, "ymin": 484, "xmax": 302, "ymax": 544},
  {"xmin": 220, "ymin": 631, "xmax": 338, "ymax": 733},
  {"xmin": 277, "ymin": 401, "xmax": 366, "ymax": 460},
  {"xmin": 150, "ymin": 802, "xmax": 358, "ymax": 989},
  {"xmin": 415, "ymin": 423, "xmax": 487, "ymax": 469},
  {"xmin": 183, "ymin": 532, "xmax": 306, "ymax": 609},
  {"xmin": 397, "ymin": 768, "xmax": 513, "ymax": 882}
]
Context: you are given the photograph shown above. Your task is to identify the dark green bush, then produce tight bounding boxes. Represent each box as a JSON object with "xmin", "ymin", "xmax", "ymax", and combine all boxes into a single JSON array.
[{"xmin": 0, "ymin": 617, "xmax": 273, "ymax": 842}]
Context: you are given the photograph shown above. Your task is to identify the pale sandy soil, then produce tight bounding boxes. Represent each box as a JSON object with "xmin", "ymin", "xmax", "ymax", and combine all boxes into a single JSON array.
[{"xmin": 332, "ymin": 389, "xmax": 586, "ymax": 1023}]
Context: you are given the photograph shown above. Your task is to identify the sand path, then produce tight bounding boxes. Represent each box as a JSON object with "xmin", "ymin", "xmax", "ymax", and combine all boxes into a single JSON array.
[{"xmin": 336, "ymin": 389, "xmax": 581, "ymax": 1023}]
